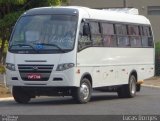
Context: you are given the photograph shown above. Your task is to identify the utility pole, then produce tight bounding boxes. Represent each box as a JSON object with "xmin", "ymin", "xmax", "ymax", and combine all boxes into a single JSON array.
[{"xmin": 123, "ymin": 0, "xmax": 127, "ymax": 8}]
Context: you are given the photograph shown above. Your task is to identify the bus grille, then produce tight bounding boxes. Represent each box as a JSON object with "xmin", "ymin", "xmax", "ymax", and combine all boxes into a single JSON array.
[{"xmin": 18, "ymin": 64, "xmax": 54, "ymax": 81}]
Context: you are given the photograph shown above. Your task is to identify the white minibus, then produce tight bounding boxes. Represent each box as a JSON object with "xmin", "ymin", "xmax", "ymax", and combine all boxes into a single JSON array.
[{"xmin": 5, "ymin": 6, "xmax": 155, "ymax": 104}]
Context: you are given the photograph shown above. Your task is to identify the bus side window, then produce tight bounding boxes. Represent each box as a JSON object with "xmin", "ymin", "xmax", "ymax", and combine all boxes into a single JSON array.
[
  {"xmin": 78, "ymin": 21, "xmax": 92, "ymax": 51},
  {"xmin": 101, "ymin": 23, "xmax": 117, "ymax": 47},
  {"xmin": 141, "ymin": 26, "xmax": 153, "ymax": 47},
  {"xmin": 128, "ymin": 25, "xmax": 141, "ymax": 47},
  {"xmin": 115, "ymin": 24, "xmax": 129, "ymax": 47}
]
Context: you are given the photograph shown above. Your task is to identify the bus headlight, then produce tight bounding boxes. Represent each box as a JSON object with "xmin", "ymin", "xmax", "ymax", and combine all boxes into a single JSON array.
[
  {"xmin": 6, "ymin": 63, "xmax": 16, "ymax": 71},
  {"xmin": 56, "ymin": 63, "xmax": 74, "ymax": 71}
]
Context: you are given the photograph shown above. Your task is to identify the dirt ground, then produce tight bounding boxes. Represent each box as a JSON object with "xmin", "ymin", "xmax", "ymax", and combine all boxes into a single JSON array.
[
  {"xmin": 144, "ymin": 76, "xmax": 160, "ymax": 87},
  {"xmin": 0, "ymin": 84, "xmax": 11, "ymax": 98}
]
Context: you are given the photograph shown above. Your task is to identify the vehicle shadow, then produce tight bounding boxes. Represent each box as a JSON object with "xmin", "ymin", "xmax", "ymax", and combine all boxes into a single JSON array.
[
  {"xmin": 28, "ymin": 93, "xmax": 119, "ymax": 105},
  {"xmin": 91, "ymin": 94, "xmax": 119, "ymax": 102},
  {"xmin": 0, "ymin": 93, "xmax": 120, "ymax": 106}
]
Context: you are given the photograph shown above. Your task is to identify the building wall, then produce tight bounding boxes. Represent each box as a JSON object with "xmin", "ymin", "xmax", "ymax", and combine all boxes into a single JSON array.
[
  {"xmin": 69, "ymin": 0, "xmax": 123, "ymax": 8},
  {"xmin": 127, "ymin": 0, "xmax": 160, "ymax": 41},
  {"xmin": 69, "ymin": 0, "xmax": 160, "ymax": 42}
]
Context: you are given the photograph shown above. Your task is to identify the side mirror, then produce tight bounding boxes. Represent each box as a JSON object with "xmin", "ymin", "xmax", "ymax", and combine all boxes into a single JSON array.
[{"xmin": 83, "ymin": 23, "xmax": 90, "ymax": 36}]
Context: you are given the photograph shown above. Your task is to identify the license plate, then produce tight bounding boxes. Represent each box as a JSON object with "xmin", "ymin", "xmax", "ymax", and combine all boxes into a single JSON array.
[{"xmin": 27, "ymin": 74, "xmax": 41, "ymax": 80}]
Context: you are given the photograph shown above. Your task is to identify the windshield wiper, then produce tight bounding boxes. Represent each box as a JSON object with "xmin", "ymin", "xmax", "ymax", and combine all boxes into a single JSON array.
[
  {"xmin": 9, "ymin": 43, "xmax": 38, "ymax": 52},
  {"xmin": 35, "ymin": 43, "xmax": 66, "ymax": 53}
]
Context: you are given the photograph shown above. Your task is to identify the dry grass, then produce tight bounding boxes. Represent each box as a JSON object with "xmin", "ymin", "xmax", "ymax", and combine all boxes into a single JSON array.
[
  {"xmin": 0, "ymin": 83, "xmax": 11, "ymax": 98},
  {"xmin": 146, "ymin": 76, "xmax": 160, "ymax": 80},
  {"xmin": 144, "ymin": 76, "xmax": 160, "ymax": 87}
]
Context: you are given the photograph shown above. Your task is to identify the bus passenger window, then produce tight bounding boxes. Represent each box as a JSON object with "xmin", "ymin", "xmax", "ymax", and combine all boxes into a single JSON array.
[
  {"xmin": 128, "ymin": 25, "xmax": 141, "ymax": 47},
  {"xmin": 102, "ymin": 23, "xmax": 116, "ymax": 47},
  {"xmin": 130, "ymin": 36, "xmax": 141, "ymax": 47},
  {"xmin": 141, "ymin": 26, "xmax": 153, "ymax": 47},
  {"xmin": 115, "ymin": 24, "xmax": 129, "ymax": 47},
  {"xmin": 117, "ymin": 36, "xmax": 129, "ymax": 47},
  {"xmin": 142, "ymin": 36, "xmax": 153, "ymax": 47}
]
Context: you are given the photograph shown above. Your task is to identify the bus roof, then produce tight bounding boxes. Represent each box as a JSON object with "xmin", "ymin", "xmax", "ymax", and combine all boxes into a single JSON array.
[
  {"xmin": 75, "ymin": 6, "xmax": 150, "ymax": 25},
  {"xmin": 23, "ymin": 6, "xmax": 150, "ymax": 25}
]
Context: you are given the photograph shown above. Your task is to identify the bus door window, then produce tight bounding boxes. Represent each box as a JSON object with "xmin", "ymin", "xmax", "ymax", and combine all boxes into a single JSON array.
[
  {"xmin": 90, "ymin": 21, "xmax": 102, "ymax": 46},
  {"xmin": 78, "ymin": 21, "xmax": 91, "ymax": 50}
]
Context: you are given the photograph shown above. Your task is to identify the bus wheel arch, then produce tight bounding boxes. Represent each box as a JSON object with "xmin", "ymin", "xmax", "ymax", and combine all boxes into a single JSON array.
[
  {"xmin": 72, "ymin": 73, "xmax": 92, "ymax": 103},
  {"xmin": 80, "ymin": 73, "xmax": 92, "ymax": 87},
  {"xmin": 118, "ymin": 70, "xmax": 137, "ymax": 98},
  {"xmin": 129, "ymin": 70, "xmax": 141, "ymax": 92},
  {"xmin": 129, "ymin": 70, "xmax": 138, "ymax": 83}
]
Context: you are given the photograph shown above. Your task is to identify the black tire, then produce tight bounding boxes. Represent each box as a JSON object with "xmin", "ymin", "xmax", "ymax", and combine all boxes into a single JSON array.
[
  {"xmin": 72, "ymin": 78, "xmax": 92, "ymax": 104},
  {"xmin": 117, "ymin": 86, "xmax": 126, "ymax": 98},
  {"xmin": 12, "ymin": 87, "xmax": 31, "ymax": 104},
  {"xmin": 136, "ymin": 84, "xmax": 141, "ymax": 92},
  {"xmin": 117, "ymin": 75, "xmax": 137, "ymax": 98}
]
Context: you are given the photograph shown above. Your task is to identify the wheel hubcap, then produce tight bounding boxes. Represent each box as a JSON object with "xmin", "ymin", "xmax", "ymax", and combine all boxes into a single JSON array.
[
  {"xmin": 80, "ymin": 83, "xmax": 89, "ymax": 100},
  {"xmin": 130, "ymin": 77, "xmax": 136, "ymax": 95}
]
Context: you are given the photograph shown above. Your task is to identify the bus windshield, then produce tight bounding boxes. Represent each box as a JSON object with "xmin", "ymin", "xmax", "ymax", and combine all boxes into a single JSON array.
[{"xmin": 9, "ymin": 15, "xmax": 77, "ymax": 54}]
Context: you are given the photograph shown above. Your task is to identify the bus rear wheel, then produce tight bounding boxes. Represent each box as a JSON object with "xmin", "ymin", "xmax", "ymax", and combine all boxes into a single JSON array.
[
  {"xmin": 72, "ymin": 78, "xmax": 92, "ymax": 104},
  {"xmin": 12, "ymin": 87, "xmax": 31, "ymax": 104},
  {"xmin": 118, "ymin": 75, "xmax": 137, "ymax": 98}
]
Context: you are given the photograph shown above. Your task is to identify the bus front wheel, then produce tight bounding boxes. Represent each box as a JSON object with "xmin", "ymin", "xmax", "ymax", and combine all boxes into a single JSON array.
[
  {"xmin": 72, "ymin": 78, "xmax": 92, "ymax": 104},
  {"xmin": 12, "ymin": 87, "xmax": 31, "ymax": 104}
]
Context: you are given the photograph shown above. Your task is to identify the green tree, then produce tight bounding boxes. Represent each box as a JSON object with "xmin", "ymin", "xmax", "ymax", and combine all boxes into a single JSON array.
[
  {"xmin": 27, "ymin": 0, "xmax": 67, "ymax": 8},
  {"xmin": 0, "ymin": 0, "xmax": 26, "ymax": 64}
]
